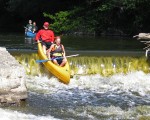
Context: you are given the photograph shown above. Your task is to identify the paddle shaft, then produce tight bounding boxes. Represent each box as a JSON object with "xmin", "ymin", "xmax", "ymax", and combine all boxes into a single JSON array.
[
  {"xmin": 36, "ymin": 54, "xmax": 79, "ymax": 63},
  {"xmin": 24, "ymin": 26, "xmax": 33, "ymax": 32}
]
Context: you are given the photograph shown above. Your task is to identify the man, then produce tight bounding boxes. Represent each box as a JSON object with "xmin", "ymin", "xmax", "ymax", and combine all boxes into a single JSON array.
[
  {"xmin": 25, "ymin": 20, "xmax": 33, "ymax": 33},
  {"xmin": 35, "ymin": 22, "xmax": 54, "ymax": 54}
]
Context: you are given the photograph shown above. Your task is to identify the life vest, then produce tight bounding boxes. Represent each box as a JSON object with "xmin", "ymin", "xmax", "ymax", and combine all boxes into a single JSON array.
[{"xmin": 51, "ymin": 44, "xmax": 63, "ymax": 57}]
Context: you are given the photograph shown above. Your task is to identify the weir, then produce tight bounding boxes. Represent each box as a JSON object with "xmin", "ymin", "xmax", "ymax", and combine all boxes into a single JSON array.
[{"xmin": 14, "ymin": 53, "xmax": 150, "ymax": 77}]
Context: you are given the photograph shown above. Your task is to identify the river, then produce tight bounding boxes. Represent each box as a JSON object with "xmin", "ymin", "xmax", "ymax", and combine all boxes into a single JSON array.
[{"xmin": 0, "ymin": 33, "xmax": 149, "ymax": 120}]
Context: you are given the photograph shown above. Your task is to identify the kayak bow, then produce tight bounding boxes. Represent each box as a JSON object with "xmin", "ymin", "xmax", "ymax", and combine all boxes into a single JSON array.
[{"xmin": 37, "ymin": 42, "xmax": 71, "ymax": 84}]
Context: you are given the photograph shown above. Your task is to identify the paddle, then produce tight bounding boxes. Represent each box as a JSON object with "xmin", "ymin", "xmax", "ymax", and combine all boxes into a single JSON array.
[
  {"xmin": 24, "ymin": 26, "xmax": 33, "ymax": 33},
  {"xmin": 33, "ymin": 41, "xmax": 42, "ymax": 44},
  {"xmin": 36, "ymin": 54, "xmax": 79, "ymax": 63}
]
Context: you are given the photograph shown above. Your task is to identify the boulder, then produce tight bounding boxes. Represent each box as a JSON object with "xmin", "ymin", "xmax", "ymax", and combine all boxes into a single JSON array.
[
  {"xmin": 133, "ymin": 33, "xmax": 150, "ymax": 40},
  {"xmin": 0, "ymin": 47, "xmax": 27, "ymax": 104}
]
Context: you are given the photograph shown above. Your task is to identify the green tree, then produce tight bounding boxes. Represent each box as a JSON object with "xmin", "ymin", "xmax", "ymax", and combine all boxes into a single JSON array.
[{"xmin": 43, "ymin": 8, "xmax": 83, "ymax": 34}]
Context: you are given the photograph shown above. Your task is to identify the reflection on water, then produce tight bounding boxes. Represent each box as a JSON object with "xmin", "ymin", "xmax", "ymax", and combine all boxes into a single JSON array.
[
  {"xmin": 62, "ymin": 35, "xmax": 146, "ymax": 51},
  {"xmin": 0, "ymin": 34, "xmax": 36, "ymax": 50},
  {"xmin": 0, "ymin": 34, "xmax": 146, "ymax": 51},
  {"xmin": 24, "ymin": 37, "xmax": 34, "ymax": 45}
]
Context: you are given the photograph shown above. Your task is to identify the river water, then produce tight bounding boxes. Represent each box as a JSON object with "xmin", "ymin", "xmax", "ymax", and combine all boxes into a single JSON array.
[{"xmin": 0, "ymin": 34, "xmax": 150, "ymax": 120}]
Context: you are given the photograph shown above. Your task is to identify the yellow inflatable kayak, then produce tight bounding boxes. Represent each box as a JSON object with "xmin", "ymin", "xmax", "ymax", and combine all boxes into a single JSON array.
[{"xmin": 37, "ymin": 42, "xmax": 71, "ymax": 84}]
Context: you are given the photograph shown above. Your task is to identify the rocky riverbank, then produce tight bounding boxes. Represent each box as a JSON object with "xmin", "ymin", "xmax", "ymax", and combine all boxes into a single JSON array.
[{"xmin": 0, "ymin": 47, "xmax": 27, "ymax": 105}]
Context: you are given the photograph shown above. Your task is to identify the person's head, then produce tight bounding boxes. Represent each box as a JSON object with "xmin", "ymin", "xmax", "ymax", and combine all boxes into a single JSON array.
[
  {"xmin": 29, "ymin": 20, "xmax": 32, "ymax": 24},
  {"xmin": 43, "ymin": 22, "xmax": 49, "ymax": 29},
  {"xmin": 33, "ymin": 22, "xmax": 36, "ymax": 26},
  {"xmin": 54, "ymin": 36, "xmax": 61, "ymax": 45}
]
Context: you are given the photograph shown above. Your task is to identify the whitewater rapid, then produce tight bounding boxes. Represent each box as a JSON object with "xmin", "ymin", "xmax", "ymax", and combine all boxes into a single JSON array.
[
  {"xmin": 1, "ymin": 71, "xmax": 149, "ymax": 120},
  {"xmin": 27, "ymin": 71, "xmax": 150, "ymax": 96}
]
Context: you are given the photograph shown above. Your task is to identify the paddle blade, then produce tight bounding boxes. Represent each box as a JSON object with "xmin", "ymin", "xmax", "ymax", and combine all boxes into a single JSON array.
[
  {"xmin": 66, "ymin": 54, "xmax": 79, "ymax": 58},
  {"xmin": 36, "ymin": 59, "xmax": 49, "ymax": 63}
]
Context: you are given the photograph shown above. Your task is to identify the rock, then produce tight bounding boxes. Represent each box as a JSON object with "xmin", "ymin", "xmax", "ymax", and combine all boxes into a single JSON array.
[
  {"xmin": 133, "ymin": 33, "xmax": 150, "ymax": 40},
  {"xmin": 0, "ymin": 47, "xmax": 27, "ymax": 105}
]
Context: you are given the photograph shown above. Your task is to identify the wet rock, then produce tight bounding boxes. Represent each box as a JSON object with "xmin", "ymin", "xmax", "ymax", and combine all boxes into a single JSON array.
[
  {"xmin": 0, "ymin": 47, "xmax": 27, "ymax": 105},
  {"xmin": 133, "ymin": 33, "xmax": 150, "ymax": 39}
]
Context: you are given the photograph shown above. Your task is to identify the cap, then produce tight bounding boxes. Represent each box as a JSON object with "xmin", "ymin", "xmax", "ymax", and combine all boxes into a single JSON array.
[{"xmin": 43, "ymin": 22, "xmax": 49, "ymax": 27}]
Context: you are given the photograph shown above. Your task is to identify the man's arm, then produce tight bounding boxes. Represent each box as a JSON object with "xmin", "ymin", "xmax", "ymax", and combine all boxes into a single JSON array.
[
  {"xmin": 35, "ymin": 30, "xmax": 41, "ymax": 42},
  {"xmin": 51, "ymin": 31, "xmax": 54, "ymax": 42}
]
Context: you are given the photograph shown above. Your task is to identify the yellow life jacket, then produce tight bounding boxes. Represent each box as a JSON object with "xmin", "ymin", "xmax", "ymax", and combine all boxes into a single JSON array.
[{"xmin": 51, "ymin": 44, "xmax": 63, "ymax": 57}]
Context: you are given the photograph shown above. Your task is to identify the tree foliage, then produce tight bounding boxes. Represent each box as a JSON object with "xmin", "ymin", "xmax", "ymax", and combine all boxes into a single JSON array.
[
  {"xmin": 43, "ymin": 0, "xmax": 150, "ymax": 35},
  {"xmin": 44, "ymin": 8, "xmax": 83, "ymax": 34},
  {"xmin": 1, "ymin": 0, "xmax": 150, "ymax": 34}
]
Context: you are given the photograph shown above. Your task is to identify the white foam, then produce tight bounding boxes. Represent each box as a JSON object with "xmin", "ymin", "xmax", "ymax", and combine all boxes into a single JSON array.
[
  {"xmin": 0, "ymin": 108, "xmax": 60, "ymax": 120},
  {"xmin": 26, "ymin": 71, "xmax": 150, "ymax": 97},
  {"xmin": 26, "ymin": 75, "xmax": 68, "ymax": 94},
  {"xmin": 110, "ymin": 71, "xmax": 150, "ymax": 96}
]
